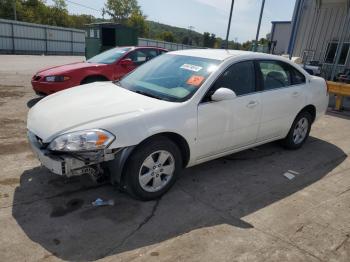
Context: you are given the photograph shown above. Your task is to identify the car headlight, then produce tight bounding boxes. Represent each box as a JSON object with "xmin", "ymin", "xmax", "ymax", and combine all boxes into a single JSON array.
[
  {"xmin": 45, "ymin": 76, "xmax": 70, "ymax": 82},
  {"xmin": 48, "ymin": 129, "xmax": 115, "ymax": 152}
]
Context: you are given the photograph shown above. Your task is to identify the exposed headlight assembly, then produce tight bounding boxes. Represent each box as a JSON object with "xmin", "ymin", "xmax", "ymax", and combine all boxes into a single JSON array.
[
  {"xmin": 45, "ymin": 76, "xmax": 70, "ymax": 82},
  {"xmin": 48, "ymin": 129, "xmax": 115, "ymax": 152}
]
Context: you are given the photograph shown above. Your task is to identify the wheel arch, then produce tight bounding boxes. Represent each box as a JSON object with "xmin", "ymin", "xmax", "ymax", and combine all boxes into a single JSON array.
[
  {"xmin": 298, "ymin": 104, "xmax": 316, "ymax": 123},
  {"xmin": 108, "ymin": 132, "xmax": 191, "ymax": 186}
]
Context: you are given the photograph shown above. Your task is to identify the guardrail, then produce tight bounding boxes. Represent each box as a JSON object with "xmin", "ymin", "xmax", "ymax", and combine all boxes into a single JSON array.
[
  {"xmin": 327, "ymin": 81, "xmax": 350, "ymax": 110},
  {"xmin": 138, "ymin": 38, "xmax": 200, "ymax": 51}
]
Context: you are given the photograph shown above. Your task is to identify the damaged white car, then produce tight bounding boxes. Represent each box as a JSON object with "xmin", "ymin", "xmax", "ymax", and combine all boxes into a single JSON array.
[{"xmin": 27, "ymin": 49, "xmax": 329, "ymax": 200}]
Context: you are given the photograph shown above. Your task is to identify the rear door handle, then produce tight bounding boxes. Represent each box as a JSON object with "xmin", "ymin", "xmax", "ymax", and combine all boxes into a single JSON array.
[{"xmin": 247, "ymin": 101, "xmax": 258, "ymax": 108}]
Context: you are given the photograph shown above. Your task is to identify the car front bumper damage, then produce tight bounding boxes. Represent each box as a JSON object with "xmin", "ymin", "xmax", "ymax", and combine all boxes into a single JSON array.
[{"xmin": 27, "ymin": 131, "xmax": 118, "ymax": 178}]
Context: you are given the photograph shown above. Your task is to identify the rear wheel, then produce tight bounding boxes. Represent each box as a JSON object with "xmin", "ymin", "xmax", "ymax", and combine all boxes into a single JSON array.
[
  {"xmin": 281, "ymin": 111, "xmax": 312, "ymax": 149},
  {"xmin": 124, "ymin": 137, "xmax": 182, "ymax": 201}
]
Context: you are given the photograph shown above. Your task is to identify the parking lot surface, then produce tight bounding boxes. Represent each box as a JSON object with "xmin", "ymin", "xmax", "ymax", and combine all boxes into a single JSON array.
[{"xmin": 0, "ymin": 55, "xmax": 350, "ymax": 262}]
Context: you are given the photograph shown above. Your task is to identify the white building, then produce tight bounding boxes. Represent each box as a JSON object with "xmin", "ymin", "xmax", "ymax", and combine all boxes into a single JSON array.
[{"xmin": 269, "ymin": 21, "xmax": 292, "ymax": 55}]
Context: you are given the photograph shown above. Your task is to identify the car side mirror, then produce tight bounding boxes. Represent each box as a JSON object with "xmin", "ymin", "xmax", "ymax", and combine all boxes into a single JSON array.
[
  {"xmin": 211, "ymin": 88, "xmax": 237, "ymax": 102},
  {"xmin": 119, "ymin": 58, "xmax": 134, "ymax": 67}
]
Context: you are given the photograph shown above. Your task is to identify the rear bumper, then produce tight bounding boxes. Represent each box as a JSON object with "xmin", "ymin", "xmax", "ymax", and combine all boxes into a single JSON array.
[{"xmin": 27, "ymin": 131, "xmax": 116, "ymax": 177}]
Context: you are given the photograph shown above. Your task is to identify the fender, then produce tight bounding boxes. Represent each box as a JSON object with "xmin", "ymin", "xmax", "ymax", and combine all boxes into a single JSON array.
[{"xmin": 104, "ymin": 146, "xmax": 136, "ymax": 185}]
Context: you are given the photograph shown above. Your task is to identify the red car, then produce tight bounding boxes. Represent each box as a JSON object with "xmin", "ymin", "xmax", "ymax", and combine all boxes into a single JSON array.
[{"xmin": 31, "ymin": 46, "xmax": 168, "ymax": 95}]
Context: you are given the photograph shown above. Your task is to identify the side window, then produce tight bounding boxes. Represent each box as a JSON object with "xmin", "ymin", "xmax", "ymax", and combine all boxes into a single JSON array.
[
  {"xmin": 212, "ymin": 61, "xmax": 256, "ymax": 97},
  {"xmin": 290, "ymin": 66, "xmax": 306, "ymax": 85},
  {"xmin": 127, "ymin": 49, "xmax": 159, "ymax": 65},
  {"xmin": 126, "ymin": 50, "xmax": 147, "ymax": 65},
  {"xmin": 259, "ymin": 61, "xmax": 291, "ymax": 90},
  {"xmin": 145, "ymin": 49, "xmax": 158, "ymax": 61}
]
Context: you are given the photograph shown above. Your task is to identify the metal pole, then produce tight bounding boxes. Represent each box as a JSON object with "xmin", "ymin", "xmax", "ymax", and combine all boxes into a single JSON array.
[
  {"xmin": 225, "ymin": 0, "xmax": 235, "ymax": 49},
  {"xmin": 330, "ymin": 12, "xmax": 350, "ymax": 81},
  {"xmin": 13, "ymin": 0, "xmax": 17, "ymax": 20},
  {"xmin": 254, "ymin": 0, "xmax": 266, "ymax": 52}
]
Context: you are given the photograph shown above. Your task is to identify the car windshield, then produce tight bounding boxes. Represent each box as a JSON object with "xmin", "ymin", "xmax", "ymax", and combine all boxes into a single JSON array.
[
  {"xmin": 87, "ymin": 47, "xmax": 131, "ymax": 64},
  {"xmin": 118, "ymin": 54, "xmax": 220, "ymax": 102}
]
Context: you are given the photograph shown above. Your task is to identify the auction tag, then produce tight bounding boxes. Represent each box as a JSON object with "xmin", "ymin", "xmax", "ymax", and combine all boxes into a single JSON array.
[
  {"xmin": 180, "ymin": 64, "xmax": 203, "ymax": 72},
  {"xmin": 187, "ymin": 75, "xmax": 205, "ymax": 87}
]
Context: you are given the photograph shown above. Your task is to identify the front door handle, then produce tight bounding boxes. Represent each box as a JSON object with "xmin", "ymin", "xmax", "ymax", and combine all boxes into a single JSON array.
[
  {"xmin": 292, "ymin": 91, "xmax": 300, "ymax": 97},
  {"xmin": 247, "ymin": 101, "xmax": 258, "ymax": 108}
]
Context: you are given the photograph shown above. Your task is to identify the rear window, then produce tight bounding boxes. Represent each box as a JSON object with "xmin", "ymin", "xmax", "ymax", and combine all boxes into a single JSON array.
[{"xmin": 87, "ymin": 47, "xmax": 131, "ymax": 64}]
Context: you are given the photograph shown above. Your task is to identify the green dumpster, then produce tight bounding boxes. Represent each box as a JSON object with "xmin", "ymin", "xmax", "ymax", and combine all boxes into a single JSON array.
[{"xmin": 85, "ymin": 22, "xmax": 137, "ymax": 59}]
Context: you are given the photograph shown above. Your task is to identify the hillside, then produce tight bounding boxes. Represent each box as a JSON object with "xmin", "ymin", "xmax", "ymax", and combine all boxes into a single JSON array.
[{"xmin": 146, "ymin": 21, "xmax": 204, "ymax": 46}]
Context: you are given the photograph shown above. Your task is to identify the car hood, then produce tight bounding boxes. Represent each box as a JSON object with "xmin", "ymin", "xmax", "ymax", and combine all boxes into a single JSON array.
[
  {"xmin": 36, "ymin": 62, "xmax": 107, "ymax": 76},
  {"xmin": 27, "ymin": 82, "xmax": 175, "ymax": 142}
]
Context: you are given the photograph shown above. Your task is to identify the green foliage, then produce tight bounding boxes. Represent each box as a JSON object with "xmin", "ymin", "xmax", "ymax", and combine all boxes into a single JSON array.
[
  {"xmin": 159, "ymin": 31, "xmax": 175, "ymax": 42},
  {"xmin": 0, "ymin": 0, "xmax": 95, "ymax": 28},
  {"xmin": 104, "ymin": 0, "xmax": 140, "ymax": 23},
  {"xmin": 0, "ymin": 0, "xmax": 260, "ymax": 50},
  {"xmin": 127, "ymin": 10, "xmax": 149, "ymax": 37},
  {"xmin": 147, "ymin": 21, "xmax": 203, "ymax": 46},
  {"xmin": 203, "ymin": 32, "xmax": 216, "ymax": 48}
]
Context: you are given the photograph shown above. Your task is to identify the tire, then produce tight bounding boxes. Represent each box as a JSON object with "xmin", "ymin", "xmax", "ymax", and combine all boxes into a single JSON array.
[
  {"xmin": 81, "ymin": 76, "xmax": 108, "ymax": 85},
  {"xmin": 124, "ymin": 137, "xmax": 183, "ymax": 201},
  {"xmin": 281, "ymin": 111, "xmax": 312, "ymax": 150}
]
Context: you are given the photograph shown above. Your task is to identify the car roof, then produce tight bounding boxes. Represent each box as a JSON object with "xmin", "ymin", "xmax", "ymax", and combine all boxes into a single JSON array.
[
  {"xmin": 119, "ymin": 46, "xmax": 167, "ymax": 51},
  {"xmin": 168, "ymin": 49, "xmax": 287, "ymax": 61}
]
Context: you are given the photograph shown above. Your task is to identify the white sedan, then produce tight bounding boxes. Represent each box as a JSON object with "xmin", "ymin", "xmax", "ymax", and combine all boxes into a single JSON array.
[{"xmin": 27, "ymin": 49, "xmax": 329, "ymax": 200}]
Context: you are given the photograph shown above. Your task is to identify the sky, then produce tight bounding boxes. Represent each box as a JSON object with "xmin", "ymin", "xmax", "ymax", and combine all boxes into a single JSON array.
[{"xmin": 47, "ymin": 0, "xmax": 297, "ymax": 43}]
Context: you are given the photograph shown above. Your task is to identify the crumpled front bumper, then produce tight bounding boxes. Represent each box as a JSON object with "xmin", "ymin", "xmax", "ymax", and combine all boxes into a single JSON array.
[{"xmin": 27, "ymin": 131, "xmax": 116, "ymax": 177}]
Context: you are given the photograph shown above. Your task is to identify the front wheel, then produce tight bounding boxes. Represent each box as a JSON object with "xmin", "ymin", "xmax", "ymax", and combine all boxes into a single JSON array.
[
  {"xmin": 124, "ymin": 137, "xmax": 182, "ymax": 201},
  {"xmin": 281, "ymin": 111, "xmax": 312, "ymax": 150}
]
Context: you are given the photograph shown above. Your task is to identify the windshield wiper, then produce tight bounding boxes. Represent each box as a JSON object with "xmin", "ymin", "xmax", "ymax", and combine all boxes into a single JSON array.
[{"xmin": 134, "ymin": 90, "xmax": 162, "ymax": 100}]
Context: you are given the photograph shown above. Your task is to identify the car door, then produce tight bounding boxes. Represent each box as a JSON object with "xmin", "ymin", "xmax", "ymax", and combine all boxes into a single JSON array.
[
  {"xmin": 256, "ymin": 60, "xmax": 307, "ymax": 142},
  {"xmin": 196, "ymin": 60, "xmax": 262, "ymax": 160}
]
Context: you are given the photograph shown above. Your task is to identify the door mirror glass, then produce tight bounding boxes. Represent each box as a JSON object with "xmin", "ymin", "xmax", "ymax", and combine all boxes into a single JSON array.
[
  {"xmin": 119, "ymin": 58, "xmax": 134, "ymax": 67},
  {"xmin": 211, "ymin": 88, "xmax": 237, "ymax": 101}
]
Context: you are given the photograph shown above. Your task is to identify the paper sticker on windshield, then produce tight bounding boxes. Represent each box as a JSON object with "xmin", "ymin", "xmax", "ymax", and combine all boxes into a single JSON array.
[
  {"xmin": 181, "ymin": 64, "xmax": 203, "ymax": 72},
  {"xmin": 187, "ymin": 75, "xmax": 205, "ymax": 87}
]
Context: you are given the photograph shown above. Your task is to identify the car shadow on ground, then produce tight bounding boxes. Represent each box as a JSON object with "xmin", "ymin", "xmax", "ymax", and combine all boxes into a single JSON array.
[{"xmin": 12, "ymin": 137, "xmax": 346, "ymax": 261}]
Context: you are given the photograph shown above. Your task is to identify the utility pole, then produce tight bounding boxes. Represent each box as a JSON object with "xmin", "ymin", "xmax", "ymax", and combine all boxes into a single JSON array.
[
  {"xmin": 188, "ymin": 26, "xmax": 194, "ymax": 45},
  {"xmin": 225, "ymin": 0, "xmax": 235, "ymax": 49},
  {"xmin": 13, "ymin": 0, "xmax": 17, "ymax": 21},
  {"xmin": 254, "ymin": 0, "xmax": 266, "ymax": 52}
]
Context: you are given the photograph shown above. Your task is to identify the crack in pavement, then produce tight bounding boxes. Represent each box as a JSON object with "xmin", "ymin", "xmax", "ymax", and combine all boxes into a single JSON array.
[
  {"xmin": 101, "ymin": 198, "xmax": 161, "ymax": 259},
  {"xmin": 335, "ymin": 234, "xmax": 350, "ymax": 251},
  {"xmin": 254, "ymin": 226, "xmax": 325, "ymax": 262}
]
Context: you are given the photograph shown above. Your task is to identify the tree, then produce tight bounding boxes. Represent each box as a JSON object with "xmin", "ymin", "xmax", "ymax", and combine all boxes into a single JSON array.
[
  {"xmin": 203, "ymin": 32, "xmax": 216, "ymax": 48},
  {"xmin": 127, "ymin": 10, "xmax": 149, "ymax": 37},
  {"xmin": 203, "ymin": 32, "xmax": 210, "ymax": 47},
  {"xmin": 160, "ymin": 31, "xmax": 175, "ymax": 42},
  {"xmin": 50, "ymin": 0, "xmax": 70, "ymax": 27},
  {"xmin": 182, "ymin": 36, "xmax": 190, "ymax": 45},
  {"xmin": 242, "ymin": 40, "xmax": 253, "ymax": 51},
  {"xmin": 104, "ymin": 0, "xmax": 140, "ymax": 23}
]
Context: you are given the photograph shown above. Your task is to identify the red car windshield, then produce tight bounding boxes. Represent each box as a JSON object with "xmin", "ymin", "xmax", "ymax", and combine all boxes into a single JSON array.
[{"xmin": 87, "ymin": 47, "xmax": 131, "ymax": 64}]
